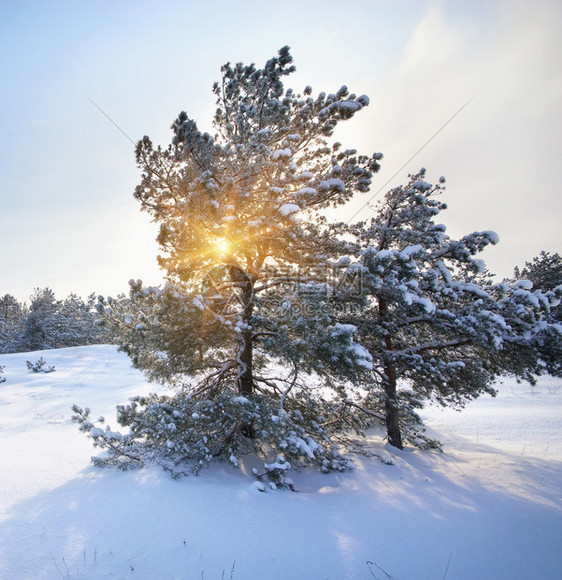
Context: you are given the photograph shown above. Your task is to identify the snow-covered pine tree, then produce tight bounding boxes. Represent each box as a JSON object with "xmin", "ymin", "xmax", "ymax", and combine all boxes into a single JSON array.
[
  {"xmin": 515, "ymin": 251, "xmax": 562, "ymax": 322},
  {"xmin": 20, "ymin": 287, "xmax": 60, "ymax": 351},
  {"xmin": 76, "ymin": 47, "xmax": 381, "ymax": 477},
  {"xmin": 0, "ymin": 294, "xmax": 26, "ymax": 354},
  {"xmin": 343, "ymin": 170, "xmax": 562, "ymax": 449}
]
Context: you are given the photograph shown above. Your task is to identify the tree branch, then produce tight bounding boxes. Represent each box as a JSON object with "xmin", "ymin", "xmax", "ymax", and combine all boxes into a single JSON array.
[{"xmin": 388, "ymin": 338, "xmax": 472, "ymax": 357}]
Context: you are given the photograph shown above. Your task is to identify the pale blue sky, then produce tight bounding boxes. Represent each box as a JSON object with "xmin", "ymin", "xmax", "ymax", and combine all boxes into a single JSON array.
[{"xmin": 1, "ymin": 0, "xmax": 560, "ymax": 301}]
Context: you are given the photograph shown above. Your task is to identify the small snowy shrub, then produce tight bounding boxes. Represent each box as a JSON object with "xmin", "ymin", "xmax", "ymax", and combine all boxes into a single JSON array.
[
  {"xmin": 26, "ymin": 357, "xmax": 55, "ymax": 373},
  {"xmin": 253, "ymin": 455, "xmax": 295, "ymax": 490},
  {"xmin": 0, "ymin": 365, "xmax": 5, "ymax": 384}
]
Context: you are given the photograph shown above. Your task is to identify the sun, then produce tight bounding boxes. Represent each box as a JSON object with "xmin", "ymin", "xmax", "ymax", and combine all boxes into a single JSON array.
[{"xmin": 215, "ymin": 237, "xmax": 231, "ymax": 256}]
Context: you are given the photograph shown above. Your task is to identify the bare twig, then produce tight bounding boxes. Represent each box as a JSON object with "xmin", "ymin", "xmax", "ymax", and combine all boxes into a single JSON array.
[
  {"xmin": 442, "ymin": 552, "xmax": 453, "ymax": 580},
  {"xmin": 49, "ymin": 553, "xmax": 66, "ymax": 579}
]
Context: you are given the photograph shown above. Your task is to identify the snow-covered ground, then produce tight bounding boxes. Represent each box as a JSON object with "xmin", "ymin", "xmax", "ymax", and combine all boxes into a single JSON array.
[{"xmin": 0, "ymin": 345, "xmax": 560, "ymax": 579}]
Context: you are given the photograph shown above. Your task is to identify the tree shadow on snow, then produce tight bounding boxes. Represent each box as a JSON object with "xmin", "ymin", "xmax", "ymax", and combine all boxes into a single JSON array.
[{"xmin": 0, "ymin": 441, "xmax": 561, "ymax": 580}]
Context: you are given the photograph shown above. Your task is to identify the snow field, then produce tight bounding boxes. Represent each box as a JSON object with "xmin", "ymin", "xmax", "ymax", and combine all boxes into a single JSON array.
[{"xmin": 0, "ymin": 345, "xmax": 561, "ymax": 579}]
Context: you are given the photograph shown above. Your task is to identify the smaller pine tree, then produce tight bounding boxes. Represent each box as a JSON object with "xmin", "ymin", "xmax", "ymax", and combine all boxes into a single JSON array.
[{"xmin": 341, "ymin": 169, "xmax": 562, "ymax": 448}]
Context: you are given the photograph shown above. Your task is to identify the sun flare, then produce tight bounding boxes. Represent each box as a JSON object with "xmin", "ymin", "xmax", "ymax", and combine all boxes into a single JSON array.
[{"xmin": 215, "ymin": 237, "xmax": 231, "ymax": 256}]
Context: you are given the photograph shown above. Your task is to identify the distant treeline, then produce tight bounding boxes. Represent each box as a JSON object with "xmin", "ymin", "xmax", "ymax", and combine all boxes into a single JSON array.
[{"xmin": 0, "ymin": 288, "xmax": 113, "ymax": 353}]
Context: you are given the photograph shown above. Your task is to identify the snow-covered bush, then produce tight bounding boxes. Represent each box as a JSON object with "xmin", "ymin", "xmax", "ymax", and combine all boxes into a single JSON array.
[
  {"xmin": 0, "ymin": 365, "xmax": 5, "ymax": 384},
  {"xmin": 253, "ymin": 455, "xmax": 295, "ymax": 491},
  {"xmin": 26, "ymin": 357, "xmax": 55, "ymax": 373}
]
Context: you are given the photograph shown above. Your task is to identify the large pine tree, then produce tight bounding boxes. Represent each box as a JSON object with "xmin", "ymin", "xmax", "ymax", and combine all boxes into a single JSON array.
[{"xmin": 76, "ymin": 47, "xmax": 381, "ymax": 477}]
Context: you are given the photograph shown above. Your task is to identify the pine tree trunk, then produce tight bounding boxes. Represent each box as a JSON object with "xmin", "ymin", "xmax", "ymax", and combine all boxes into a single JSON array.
[
  {"xmin": 236, "ymin": 273, "xmax": 254, "ymax": 397},
  {"xmin": 237, "ymin": 275, "xmax": 255, "ymax": 438},
  {"xmin": 238, "ymin": 326, "xmax": 254, "ymax": 396},
  {"xmin": 383, "ymin": 359, "xmax": 403, "ymax": 449},
  {"xmin": 379, "ymin": 296, "xmax": 404, "ymax": 449}
]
